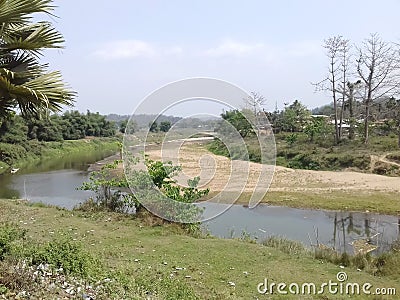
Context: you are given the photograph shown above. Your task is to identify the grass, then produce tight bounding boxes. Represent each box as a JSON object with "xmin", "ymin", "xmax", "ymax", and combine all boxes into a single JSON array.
[
  {"xmin": 263, "ymin": 236, "xmax": 400, "ymax": 278},
  {"xmin": 203, "ymin": 190, "xmax": 400, "ymax": 215},
  {"xmin": 215, "ymin": 190, "xmax": 400, "ymax": 215},
  {"xmin": 1, "ymin": 199, "xmax": 399, "ymax": 299}
]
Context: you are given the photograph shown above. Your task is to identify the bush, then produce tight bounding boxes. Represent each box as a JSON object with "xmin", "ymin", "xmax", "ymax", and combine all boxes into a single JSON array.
[
  {"xmin": 373, "ymin": 161, "xmax": 400, "ymax": 176},
  {"xmin": 29, "ymin": 234, "xmax": 101, "ymax": 277},
  {"xmin": 0, "ymin": 224, "xmax": 26, "ymax": 260},
  {"xmin": 287, "ymin": 153, "xmax": 320, "ymax": 170},
  {"xmin": 321, "ymin": 153, "xmax": 370, "ymax": 170},
  {"xmin": 0, "ymin": 143, "xmax": 27, "ymax": 165},
  {"xmin": 21, "ymin": 140, "xmax": 45, "ymax": 156}
]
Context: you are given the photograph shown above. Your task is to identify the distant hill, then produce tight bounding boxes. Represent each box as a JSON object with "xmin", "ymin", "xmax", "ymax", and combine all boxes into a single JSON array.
[{"xmin": 106, "ymin": 114, "xmax": 219, "ymax": 129}]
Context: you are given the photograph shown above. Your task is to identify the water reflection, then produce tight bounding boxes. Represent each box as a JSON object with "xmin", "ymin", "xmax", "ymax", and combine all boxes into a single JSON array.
[
  {"xmin": 0, "ymin": 149, "xmax": 115, "ymax": 203},
  {"xmin": 201, "ymin": 203, "xmax": 400, "ymax": 254}
]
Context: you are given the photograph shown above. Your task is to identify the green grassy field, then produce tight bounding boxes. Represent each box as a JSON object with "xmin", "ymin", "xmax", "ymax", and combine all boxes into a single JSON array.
[{"xmin": 1, "ymin": 199, "xmax": 399, "ymax": 299}]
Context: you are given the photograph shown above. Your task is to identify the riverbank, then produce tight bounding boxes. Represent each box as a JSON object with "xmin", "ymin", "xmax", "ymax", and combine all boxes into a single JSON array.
[
  {"xmin": 208, "ymin": 134, "xmax": 400, "ymax": 176},
  {"xmin": 0, "ymin": 199, "xmax": 399, "ymax": 299},
  {"xmin": 138, "ymin": 141, "xmax": 400, "ymax": 215},
  {"xmin": 0, "ymin": 137, "xmax": 120, "ymax": 175}
]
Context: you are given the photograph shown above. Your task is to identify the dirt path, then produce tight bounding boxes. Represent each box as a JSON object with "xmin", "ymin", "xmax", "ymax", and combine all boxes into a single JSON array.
[{"xmin": 370, "ymin": 153, "xmax": 400, "ymax": 171}]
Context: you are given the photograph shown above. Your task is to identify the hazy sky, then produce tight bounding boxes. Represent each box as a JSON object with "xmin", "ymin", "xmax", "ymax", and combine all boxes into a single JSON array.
[{"xmin": 43, "ymin": 0, "xmax": 400, "ymax": 116}]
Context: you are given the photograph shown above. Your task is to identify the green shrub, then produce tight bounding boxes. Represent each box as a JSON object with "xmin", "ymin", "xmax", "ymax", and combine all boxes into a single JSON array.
[
  {"xmin": 287, "ymin": 153, "xmax": 320, "ymax": 170},
  {"xmin": 0, "ymin": 143, "xmax": 27, "ymax": 165},
  {"xmin": 21, "ymin": 140, "xmax": 45, "ymax": 156},
  {"xmin": 0, "ymin": 223, "xmax": 26, "ymax": 260},
  {"xmin": 29, "ymin": 234, "xmax": 101, "ymax": 277}
]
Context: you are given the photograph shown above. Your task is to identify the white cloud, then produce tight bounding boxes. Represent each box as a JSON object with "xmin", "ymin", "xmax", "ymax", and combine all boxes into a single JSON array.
[
  {"xmin": 93, "ymin": 40, "xmax": 185, "ymax": 60},
  {"xmin": 93, "ymin": 40, "xmax": 156, "ymax": 60},
  {"xmin": 203, "ymin": 39, "xmax": 323, "ymax": 66},
  {"xmin": 205, "ymin": 40, "xmax": 265, "ymax": 57}
]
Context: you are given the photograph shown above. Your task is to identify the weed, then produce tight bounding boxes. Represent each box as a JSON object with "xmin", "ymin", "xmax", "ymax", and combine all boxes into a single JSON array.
[{"xmin": 263, "ymin": 236, "xmax": 307, "ymax": 256}]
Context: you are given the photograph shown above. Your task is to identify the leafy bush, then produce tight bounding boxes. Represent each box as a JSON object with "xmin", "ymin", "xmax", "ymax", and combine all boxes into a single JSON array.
[
  {"xmin": 0, "ymin": 143, "xmax": 28, "ymax": 165},
  {"xmin": 0, "ymin": 224, "xmax": 26, "ymax": 260},
  {"xmin": 29, "ymin": 234, "xmax": 101, "ymax": 277},
  {"xmin": 21, "ymin": 140, "xmax": 45, "ymax": 156},
  {"xmin": 287, "ymin": 153, "xmax": 320, "ymax": 170},
  {"xmin": 321, "ymin": 153, "xmax": 370, "ymax": 170},
  {"xmin": 79, "ymin": 156, "xmax": 209, "ymax": 226}
]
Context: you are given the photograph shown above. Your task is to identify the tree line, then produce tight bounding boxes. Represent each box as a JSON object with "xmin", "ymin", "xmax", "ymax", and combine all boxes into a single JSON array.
[
  {"xmin": 217, "ymin": 96, "xmax": 400, "ymax": 147},
  {"xmin": 0, "ymin": 111, "xmax": 116, "ymax": 143}
]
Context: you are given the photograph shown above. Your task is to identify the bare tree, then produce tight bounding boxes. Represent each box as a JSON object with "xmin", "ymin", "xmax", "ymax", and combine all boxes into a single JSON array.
[
  {"xmin": 245, "ymin": 92, "xmax": 266, "ymax": 116},
  {"xmin": 356, "ymin": 33, "xmax": 400, "ymax": 144},
  {"xmin": 314, "ymin": 36, "xmax": 350, "ymax": 144},
  {"xmin": 346, "ymin": 80, "xmax": 362, "ymax": 140},
  {"xmin": 244, "ymin": 92, "xmax": 266, "ymax": 134},
  {"xmin": 337, "ymin": 39, "xmax": 352, "ymax": 138}
]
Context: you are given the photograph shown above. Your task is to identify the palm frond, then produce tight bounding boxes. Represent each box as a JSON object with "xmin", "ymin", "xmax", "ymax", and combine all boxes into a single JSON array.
[
  {"xmin": 0, "ymin": 71, "xmax": 75, "ymax": 116},
  {"xmin": 0, "ymin": 0, "xmax": 55, "ymax": 25},
  {"xmin": 0, "ymin": 53, "xmax": 48, "ymax": 90},
  {"xmin": 0, "ymin": 0, "xmax": 75, "ymax": 117},
  {"xmin": 2, "ymin": 21, "xmax": 64, "ymax": 53}
]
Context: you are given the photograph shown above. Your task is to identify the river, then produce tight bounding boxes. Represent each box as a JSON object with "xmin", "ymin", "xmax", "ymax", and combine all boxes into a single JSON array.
[{"xmin": 0, "ymin": 151, "xmax": 399, "ymax": 255}]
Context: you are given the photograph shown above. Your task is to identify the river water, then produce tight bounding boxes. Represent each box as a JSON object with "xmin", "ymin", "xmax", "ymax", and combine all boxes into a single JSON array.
[{"xmin": 0, "ymin": 151, "xmax": 399, "ymax": 254}]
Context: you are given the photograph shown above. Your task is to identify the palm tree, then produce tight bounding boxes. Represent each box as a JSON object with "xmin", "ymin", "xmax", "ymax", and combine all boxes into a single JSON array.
[{"xmin": 0, "ymin": 0, "xmax": 75, "ymax": 118}]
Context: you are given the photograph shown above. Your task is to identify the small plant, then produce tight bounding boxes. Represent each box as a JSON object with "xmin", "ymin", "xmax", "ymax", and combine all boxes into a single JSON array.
[
  {"xmin": 78, "ymin": 159, "xmax": 139, "ymax": 213},
  {"xmin": 28, "ymin": 234, "xmax": 101, "ymax": 277}
]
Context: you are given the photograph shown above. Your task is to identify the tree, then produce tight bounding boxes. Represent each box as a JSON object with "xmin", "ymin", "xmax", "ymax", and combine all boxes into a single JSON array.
[
  {"xmin": 346, "ymin": 80, "xmax": 362, "ymax": 140},
  {"xmin": 159, "ymin": 121, "xmax": 171, "ymax": 132},
  {"xmin": 217, "ymin": 109, "xmax": 255, "ymax": 138},
  {"xmin": 244, "ymin": 92, "xmax": 266, "ymax": 133},
  {"xmin": 119, "ymin": 119, "xmax": 128, "ymax": 134},
  {"xmin": 304, "ymin": 116, "xmax": 331, "ymax": 142},
  {"xmin": 0, "ymin": 0, "xmax": 75, "ymax": 119},
  {"xmin": 356, "ymin": 33, "xmax": 400, "ymax": 144},
  {"xmin": 0, "ymin": 114, "xmax": 27, "ymax": 143},
  {"xmin": 149, "ymin": 121, "xmax": 158, "ymax": 132},
  {"xmin": 314, "ymin": 36, "xmax": 350, "ymax": 144},
  {"xmin": 281, "ymin": 100, "xmax": 311, "ymax": 132}
]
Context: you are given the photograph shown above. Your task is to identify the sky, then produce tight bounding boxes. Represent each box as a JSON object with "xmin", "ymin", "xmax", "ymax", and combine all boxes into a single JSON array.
[{"xmin": 41, "ymin": 0, "xmax": 400, "ymax": 117}]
